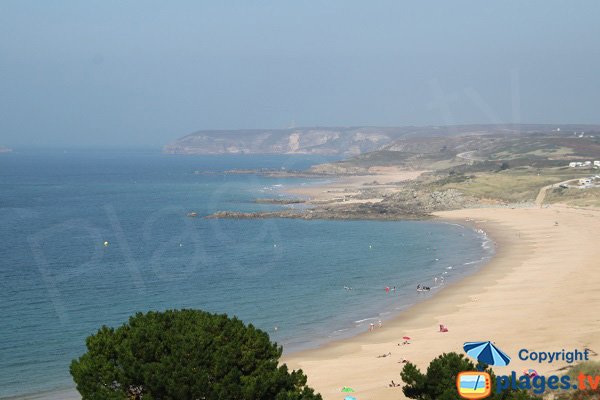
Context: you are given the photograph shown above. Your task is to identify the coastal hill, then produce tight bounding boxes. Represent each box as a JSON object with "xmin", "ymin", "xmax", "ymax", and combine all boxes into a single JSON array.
[
  {"xmin": 203, "ymin": 124, "xmax": 600, "ymax": 220},
  {"xmin": 306, "ymin": 128, "xmax": 600, "ymax": 209},
  {"xmin": 163, "ymin": 124, "xmax": 598, "ymax": 156},
  {"xmin": 310, "ymin": 127, "xmax": 600, "ymax": 174}
]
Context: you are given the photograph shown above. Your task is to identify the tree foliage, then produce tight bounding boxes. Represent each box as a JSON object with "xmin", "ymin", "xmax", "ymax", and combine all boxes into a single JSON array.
[
  {"xmin": 70, "ymin": 309, "xmax": 321, "ymax": 400},
  {"xmin": 400, "ymin": 352, "xmax": 539, "ymax": 400}
]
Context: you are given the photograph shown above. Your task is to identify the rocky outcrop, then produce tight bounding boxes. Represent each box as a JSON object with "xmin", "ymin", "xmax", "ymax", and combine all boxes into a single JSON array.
[
  {"xmin": 205, "ymin": 207, "xmax": 429, "ymax": 221},
  {"xmin": 379, "ymin": 188, "xmax": 477, "ymax": 214},
  {"xmin": 254, "ymin": 198, "xmax": 306, "ymax": 204}
]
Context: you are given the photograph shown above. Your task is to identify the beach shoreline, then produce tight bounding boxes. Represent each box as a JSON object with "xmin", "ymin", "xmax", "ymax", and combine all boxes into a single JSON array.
[
  {"xmin": 11, "ymin": 171, "xmax": 600, "ymax": 400},
  {"xmin": 283, "ymin": 204, "xmax": 600, "ymax": 399},
  {"xmin": 284, "ymin": 168, "xmax": 427, "ymax": 205}
]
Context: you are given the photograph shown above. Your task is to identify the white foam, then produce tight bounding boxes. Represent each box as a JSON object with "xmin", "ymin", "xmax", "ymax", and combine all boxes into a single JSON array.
[{"xmin": 354, "ymin": 317, "xmax": 377, "ymax": 324}]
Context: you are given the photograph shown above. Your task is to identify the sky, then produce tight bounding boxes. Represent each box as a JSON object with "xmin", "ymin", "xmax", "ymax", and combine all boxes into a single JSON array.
[{"xmin": 1, "ymin": 1, "xmax": 599, "ymax": 148}]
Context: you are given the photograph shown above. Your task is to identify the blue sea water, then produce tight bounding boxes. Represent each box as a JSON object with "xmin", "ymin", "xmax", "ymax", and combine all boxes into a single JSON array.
[{"xmin": 0, "ymin": 150, "xmax": 493, "ymax": 398}]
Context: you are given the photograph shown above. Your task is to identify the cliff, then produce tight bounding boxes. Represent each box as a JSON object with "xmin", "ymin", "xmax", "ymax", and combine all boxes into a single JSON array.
[
  {"xmin": 163, "ymin": 127, "xmax": 420, "ymax": 155},
  {"xmin": 163, "ymin": 124, "xmax": 600, "ymax": 156}
]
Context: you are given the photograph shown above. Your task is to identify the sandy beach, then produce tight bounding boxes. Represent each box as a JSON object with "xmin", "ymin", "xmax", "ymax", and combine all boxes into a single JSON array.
[
  {"xmin": 283, "ymin": 204, "xmax": 600, "ymax": 399},
  {"xmin": 286, "ymin": 168, "xmax": 427, "ymax": 204}
]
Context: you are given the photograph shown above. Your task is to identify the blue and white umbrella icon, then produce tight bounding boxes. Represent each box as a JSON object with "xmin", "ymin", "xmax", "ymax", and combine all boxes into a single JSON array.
[{"xmin": 463, "ymin": 341, "xmax": 511, "ymax": 366}]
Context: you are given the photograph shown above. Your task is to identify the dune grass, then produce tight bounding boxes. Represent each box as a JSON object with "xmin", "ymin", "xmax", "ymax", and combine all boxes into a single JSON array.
[
  {"xmin": 437, "ymin": 173, "xmax": 559, "ymax": 203},
  {"xmin": 545, "ymin": 187, "xmax": 600, "ymax": 208},
  {"xmin": 552, "ymin": 361, "xmax": 600, "ymax": 399},
  {"xmin": 430, "ymin": 167, "xmax": 596, "ymax": 204}
]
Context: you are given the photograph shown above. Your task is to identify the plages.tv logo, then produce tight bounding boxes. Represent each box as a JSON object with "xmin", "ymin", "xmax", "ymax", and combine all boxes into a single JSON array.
[
  {"xmin": 456, "ymin": 371, "xmax": 492, "ymax": 399},
  {"xmin": 457, "ymin": 341, "xmax": 596, "ymax": 398},
  {"xmin": 456, "ymin": 341, "xmax": 511, "ymax": 399}
]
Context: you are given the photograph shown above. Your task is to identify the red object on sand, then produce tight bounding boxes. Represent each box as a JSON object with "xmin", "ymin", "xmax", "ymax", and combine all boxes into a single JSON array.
[
  {"xmin": 403, "ymin": 336, "xmax": 411, "ymax": 340},
  {"xmin": 385, "ymin": 287, "xmax": 390, "ymax": 293}
]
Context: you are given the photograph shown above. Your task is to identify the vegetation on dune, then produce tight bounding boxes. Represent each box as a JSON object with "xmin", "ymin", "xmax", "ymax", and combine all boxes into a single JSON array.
[
  {"xmin": 545, "ymin": 187, "xmax": 600, "ymax": 208},
  {"xmin": 436, "ymin": 172, "xmax": 561, "ymax": 203},
  {"xmin": 70, "ymin": 309, "xmax": 321, "ymax": 400},
  {"xmin": 553, "ymin": 361, "xmax": 600, "ymax": 399},
  {"xmin": 424, "ymin": 165, "xmax": 596, "ymax": 204}
]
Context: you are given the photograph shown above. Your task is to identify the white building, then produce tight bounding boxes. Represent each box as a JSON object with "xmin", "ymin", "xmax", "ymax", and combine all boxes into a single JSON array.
[
  {"xmin": 594, "ymin": 161, "xmax": 600, "ymax": 167},
  {"xmin": 569, "ymin": 162, "xmax": 578, "ymax": 168},
  {"xmin": 584, "ymin": 161, "xmax": 592, "ymax": 166},
  {"xmin": 579, "ymin": 178, "xmax": 592, "ymax": 185}
]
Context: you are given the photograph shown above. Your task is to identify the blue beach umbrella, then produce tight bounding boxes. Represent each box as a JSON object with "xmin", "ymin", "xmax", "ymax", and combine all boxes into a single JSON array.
[
  {"xmin": 463, "ymin": 341, "xmax": 511, "ymax": 366},
  {"xmin": 344, "ymin": 397, "xmax": 357, "ymax": 400}
]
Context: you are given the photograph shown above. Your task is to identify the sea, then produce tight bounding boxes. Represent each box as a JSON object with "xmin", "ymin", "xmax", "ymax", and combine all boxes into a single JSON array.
[{"xmin": 0, "ymin": 149, "xmax": 494, "ymax": 398}]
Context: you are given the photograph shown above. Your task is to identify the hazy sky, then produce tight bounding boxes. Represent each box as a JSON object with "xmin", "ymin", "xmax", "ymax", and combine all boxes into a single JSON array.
[{"xmin": 1, "ymin": 1, "xmax": 599, "ymax": 147}]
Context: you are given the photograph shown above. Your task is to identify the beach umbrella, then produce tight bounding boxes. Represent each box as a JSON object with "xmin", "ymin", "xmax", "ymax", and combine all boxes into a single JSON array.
[
  {"xmin": 403, "ymin": 336, "xmax": 411, "ymax": 340},
  {"xmin": 341, "ymin": 386, "xmax": 355, "ymax": 392},
  {"xmin": 344, "ymin": 396, "xmax": 357, "ymax": 400},
  {"xmin": 463, "ymin": 341, "xmax": 511, "ymax": 366}
]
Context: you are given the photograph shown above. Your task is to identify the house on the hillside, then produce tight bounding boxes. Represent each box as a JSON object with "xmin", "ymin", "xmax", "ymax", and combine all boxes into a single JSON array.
[
  {"xmin": 584, "ymin": 161, "xmax": 592, "ymax": 167},
  {"xmin": 569, "ymin": 162, "xmax": 578, "ymax": 168},
  {"xmin": 594, "ymin": 161, "xmax": 600, "ymax": 167},
  {"xmin": 579, "ymin": 178, "xmax": 592, "ymax": 186}
]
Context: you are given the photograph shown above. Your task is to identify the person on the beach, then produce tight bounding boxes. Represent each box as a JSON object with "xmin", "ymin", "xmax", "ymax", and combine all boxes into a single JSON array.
[
  {"xmin": 378, "ymin": 320, "xmax": 382, "ymax": 328},
  {"xmin": 369, "ymin": 323, "xmax": 375, "ymax": 332}
]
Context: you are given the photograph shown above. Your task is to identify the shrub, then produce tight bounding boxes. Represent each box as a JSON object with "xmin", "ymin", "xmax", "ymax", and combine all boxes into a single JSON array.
[{"xmin": 70, "ymin": 309, "xmax": 321, "ymax": 400}]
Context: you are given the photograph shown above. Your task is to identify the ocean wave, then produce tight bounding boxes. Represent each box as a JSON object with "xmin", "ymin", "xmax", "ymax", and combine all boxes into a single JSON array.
[{"xmin": 354, "ymin": 317, "xmax": 377, "ymax": 324}]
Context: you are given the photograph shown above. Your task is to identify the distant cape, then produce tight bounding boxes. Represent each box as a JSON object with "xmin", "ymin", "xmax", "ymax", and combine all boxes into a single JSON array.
[{"xmin": 163, "ymin": 124, "xmax": 600, "ymax": 156}]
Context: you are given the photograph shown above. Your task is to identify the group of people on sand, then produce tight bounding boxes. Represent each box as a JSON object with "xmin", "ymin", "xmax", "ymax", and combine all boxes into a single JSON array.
[{"xmin": 376, "ymin": 351, "xmax": 410, "ymax": 362}]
